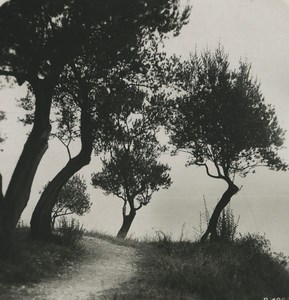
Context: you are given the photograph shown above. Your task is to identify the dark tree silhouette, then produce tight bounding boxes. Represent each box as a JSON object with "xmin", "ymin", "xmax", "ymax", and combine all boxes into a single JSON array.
[
  {"xmin": 168, "ymin": 48, "xmax": 287, "ymax": 242},
  {"xmin": 0, "ymin": 0, "xmax": 190, "ymax": 239},
  {"xmin": 92, "ymin": 100, "xmax": 172, "ymax": 239},
  {"xmin": 44, "ymin": 174, "xmax": 91, "ymax": 229},
  {"xmin": 0, "ymin": 111, "xmax": 5, "ymax": 204},
  {"xmin": 29, "ymin": 24, "xmax": 180, "ymax": 240},
  {"xmin": 30, "ymin": 60, "xmax": 145, "ymax": 240}
]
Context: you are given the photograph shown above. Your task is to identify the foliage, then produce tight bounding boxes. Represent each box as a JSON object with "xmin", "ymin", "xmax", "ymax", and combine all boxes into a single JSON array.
[
  {"xmin": 55, "ymin": 217, "xmax": 84, "ymax": 247},
  {"xmin": 0, "ymin": 111, "xmax": 6, "ymax": 149},
  {"xmin": 134, "ymin": 233, "xmax": 289, "ymax": 300},
  {"xmin": 46, "ymin": 175, "xmax": 91, "ymax": 228},
  {"xmin": 91, "ymin": 104, "xmax": 172, "ymax": 211},
  {"xmin": 0, "ymin": 0, "xmax": 190, "ymax": 86},
  {"xmin": 168, "ymin": 47, "xmax": 287, "ymax": 180},
  {"xmin": 91, "ymin": 89, "xmax": 172, "ymax": 237},
  {"xmin": 0, "ymin": 0, "xmax": 190, "ymax": 239},
  {"xmin": 0, "ymin": 225, "xmax": 83, "ymax": 285},
  {"xmin": 194, "ymin": 197, "xmax": 239, "ymax": 242},
  {"xmin": 167, "ymin": 46, "xmax": 287, "ymax": 241}
]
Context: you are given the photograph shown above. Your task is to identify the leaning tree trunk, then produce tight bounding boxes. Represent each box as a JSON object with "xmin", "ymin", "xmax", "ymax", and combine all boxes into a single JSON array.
[
  {"xmin": 0, "ymin": 80, "xmax": 53, "ymax": 240},
  {"xmin": 117, "ymin": 204, "xmax": 136, "ymax": 239},
  {"xmin": 30, "ymin": 92, "xmax": 93, "ymax": 241},
  {"xmin": 30, "ymin": 150, "xmax": 92, "ymax": 240},
  {"xmin": 200, "ymin": 179, "xmax": 239, "ymax": 242}
]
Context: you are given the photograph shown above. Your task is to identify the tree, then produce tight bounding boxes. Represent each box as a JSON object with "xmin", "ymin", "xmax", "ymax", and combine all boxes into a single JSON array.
[
  {"xmin": 0, "ymin": 0, "xmax": 190, "ymax": 239},
  {"xmin": 29, "ymin": 21, "xmax": 183, "ymax": 240},
  {"xmin": 29, "ymin": 48, "xmax": 157, "ymax": 240},
  {"xmin": 92, "ymin": 102, "xmax": 172, "ymax": 239},
  {"xmin": 0, "ymin": 111, "xmax": 5, "ymax": 204},
  {"xmin": 45, "ymin": 175, "xmax": 91, "ymax": 229},
  {"xmin": 167, "ymin": 48, "xmax": 287, "ymax": 242}
]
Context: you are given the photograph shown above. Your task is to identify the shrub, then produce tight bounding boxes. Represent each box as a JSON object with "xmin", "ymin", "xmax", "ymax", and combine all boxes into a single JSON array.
[
  {"xmin": 55, "ymin": 217, "xmax": 84, "ymax": 247},
  {"xmin": 194, "ymin": 197, "xmax": 239, "ymax": 242}
]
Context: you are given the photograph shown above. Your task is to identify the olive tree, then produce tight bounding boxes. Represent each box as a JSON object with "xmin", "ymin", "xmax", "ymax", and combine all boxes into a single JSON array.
[
  {"xmin": 0, "ymin": 0, "xmax": 190, "ymax": 239},
  {"xmin": 92, "ymin": 101, "xmax": 172, "ymax": 239},
  {"xmin": 168, "ymin": 48, "xmax": 287, "ymax": 242},
  {"xmin": 48, "ymin": 175, "xmax": 91, "ymax": 229}
]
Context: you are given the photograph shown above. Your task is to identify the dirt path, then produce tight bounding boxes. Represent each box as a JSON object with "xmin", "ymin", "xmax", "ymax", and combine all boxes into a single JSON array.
[{"xmin": 3, "ymin": 236, "xmax": 139, "ymax": 300}]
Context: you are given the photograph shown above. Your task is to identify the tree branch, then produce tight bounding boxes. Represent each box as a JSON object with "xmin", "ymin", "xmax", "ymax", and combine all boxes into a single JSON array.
[
  {"xmin": 135, "ymin": 203, "xmax": 143, "ymax": 211},
  {"xmin": 51, "ymin": 133, "xmax": 72, "ymax": 160},
  {"xmin": 196, "ymin": 162, "xmax": 223, "ymax": 179},
  {"xmin": 0, "ymin": 69, "xmax": 18, "ymax": 77}
]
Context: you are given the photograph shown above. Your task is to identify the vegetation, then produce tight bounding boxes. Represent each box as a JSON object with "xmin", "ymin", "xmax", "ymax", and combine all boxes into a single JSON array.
[
  {"xmin": 0, "ymin": 0, "xmax": 190, "ymax": 240},
  {"xmin": 0, "ymin": 111, "xmax": 5, "ymax": 204},
  {"xmin": 0, "ymin": 222, "xmax": 84, "ymax": 286},
  {"xmin": 92, "ymin": 108, "xmax": 172, "ymax": 238},
  {"xmin": 95, "ymin": 232, "xmax": 289, "ymax": 300},
  {"xmin": 133, "ymin": 233, "xmax": 289, "ymax": 300},
  {"xmin": 48, "ymin": 175, "xmax": 91, "ymax": 229},
  {"xmin": 0, "ymin": 1, "xmax": 288, "ymax": 299},
  {"xmin": 194, "ymin": 197, "xmax": 240, "ymax": 242},
  {"xmin": 167, "ymin": 47, "xmax": 287, "ymax": 241}
]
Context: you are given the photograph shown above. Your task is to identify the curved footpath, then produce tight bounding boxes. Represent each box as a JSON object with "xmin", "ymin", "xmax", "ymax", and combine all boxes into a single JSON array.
[{"xmin": 2, "ymin": 236, "xmax": 139, "ymax": 300}]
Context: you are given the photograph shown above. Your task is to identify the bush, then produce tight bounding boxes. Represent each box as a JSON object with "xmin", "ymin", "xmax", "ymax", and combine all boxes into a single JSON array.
[
  {"xmin": 194, "ymin": 197, "xmax": 239, "ymax": 242},
  {"xmin": 55, "ymin": 217, "xmax": 84, "ymax": 247}
]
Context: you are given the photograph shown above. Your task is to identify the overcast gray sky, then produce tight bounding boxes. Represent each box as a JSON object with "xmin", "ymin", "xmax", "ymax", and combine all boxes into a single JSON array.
[{"xmin": 1, "ymin": 0, "xmax": 289, "ymax": 253}]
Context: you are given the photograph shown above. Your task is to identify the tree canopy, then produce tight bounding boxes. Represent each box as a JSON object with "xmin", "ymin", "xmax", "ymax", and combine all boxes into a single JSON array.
[
  {"xmin": 168, "ymin": 48, "xmax": 287, "ymax": 180},
  {"xmin": 0, "ymin": 0, "xmax": 190, "ymax": 239},
  {"xmin": 167, "ymin": 47, "xmax": 287, "ymax": 241},
  {"xmin": 49, "ymin": 174, "xmax": 91, "ymax": 228},
  {"xmin": 91, "ymin": 93, "xmax": 172, "ymax": 238}
]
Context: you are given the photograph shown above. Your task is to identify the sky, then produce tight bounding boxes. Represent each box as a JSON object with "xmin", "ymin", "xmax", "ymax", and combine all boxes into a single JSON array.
[{"xmin": 0, "ymin": 0, "xmax": 289, "ymax": 253}]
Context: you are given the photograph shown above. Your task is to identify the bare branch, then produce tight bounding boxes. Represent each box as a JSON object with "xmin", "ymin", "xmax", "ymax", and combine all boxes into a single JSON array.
[
  {"xmin": 135, "ymin": 203, "xmax": 143, "ymax": 211},
  {"xmin": 196, "ymin": 162, "xmax": 223, "ymax": 180}
]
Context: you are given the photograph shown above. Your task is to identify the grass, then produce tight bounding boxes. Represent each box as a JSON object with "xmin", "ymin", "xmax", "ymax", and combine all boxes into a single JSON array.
[
  {"xmin": 100, "ymin": 232, "xmax": 289, "ymax": 300},
  {"xmin": 1, "ymin": 224, "xmax": 289, "ymax": 300},
  {"xmin": 0, "ymin": 221, "xmax": 84, "ymax": 286}
]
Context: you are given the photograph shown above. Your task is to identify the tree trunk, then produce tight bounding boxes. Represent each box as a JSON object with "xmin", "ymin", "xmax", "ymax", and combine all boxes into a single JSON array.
[
  {"xmin": 30, "ymin": 88, "xmax": 93, "ymax": 241},
  {"xmin": 200, "ymin": 180, "xmax": 239, "ymax": 242},
  {"xmin": 0, "ymin": 80, "xmax": 53, "ymax": 240},
  {"xmin": 117, "ymin": 209, "xmax": 136, "ymax": 239},
  {"xmin": 0, "ymin": 174, "xmax": 3, "ymax": 205},
  {"xmin": 51, "ymin": 214, "xmax": 57, "ymax": 230}
]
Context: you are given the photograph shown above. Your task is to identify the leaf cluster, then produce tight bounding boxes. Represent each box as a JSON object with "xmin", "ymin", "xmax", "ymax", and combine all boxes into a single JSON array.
[
  {"xmin": 168, "ymin": 47, "xmax": 287, "ymax": 179},
  {"xmin": 92, "ymin": 109, "xmax": 171, "ymax": 207},
  {"xmin": 0, "ymin": 0, "xmax": 190, "ymax": 85},
  {"xmin": 44, "ymin": 174, "xmax": 91, "ymax": 219}
]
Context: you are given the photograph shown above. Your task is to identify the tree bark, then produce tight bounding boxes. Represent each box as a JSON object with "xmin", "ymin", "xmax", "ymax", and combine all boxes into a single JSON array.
[
  {"xmin": 117, "ymin": 208, "xmax": 136, "ymax": 239},
  {"xmin": 0, "ymin": 80, "xmax": 53, "ymax": 239},
  {"xmin": 30, "ymin": 88, "xmax": 93, "ymax": 241},
  {"xmin": 200, "ymin": 179, "xmax": 239, "ymax": 242},
  {"xmin": 0, "ymin": 174, "xmax": 3, "ymax": 206}
]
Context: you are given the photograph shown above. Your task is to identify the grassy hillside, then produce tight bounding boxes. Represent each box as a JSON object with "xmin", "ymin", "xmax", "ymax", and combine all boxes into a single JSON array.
[
  {"xmin": 0, "ymin": 225, "xmax": 288, "ymax": 300},
  {"xmin": 0, "ymin": 221, "xmax": 84, "ymax": 286},
  {"xmin": 101, "ymin": 232, "xmax": 289, "ymax": 300}
]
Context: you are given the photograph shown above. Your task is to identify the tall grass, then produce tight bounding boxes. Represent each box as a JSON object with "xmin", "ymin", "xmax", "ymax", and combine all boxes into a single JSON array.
[
  {"xmin": 0, "ymin": 219, "xmax": 84, "ymax": 284},
  {"xmin": 141, "ymin": 233, "xmax": 289, "ymax": 300}
]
